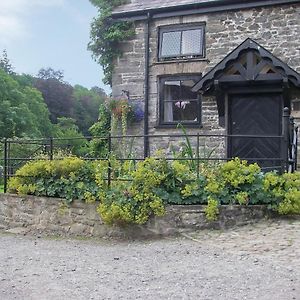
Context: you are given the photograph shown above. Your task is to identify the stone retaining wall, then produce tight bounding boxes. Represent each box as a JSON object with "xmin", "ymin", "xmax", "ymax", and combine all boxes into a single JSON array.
[{"xmin": 0, "ymin": 194, "xmax": 273, "ymax": 238}]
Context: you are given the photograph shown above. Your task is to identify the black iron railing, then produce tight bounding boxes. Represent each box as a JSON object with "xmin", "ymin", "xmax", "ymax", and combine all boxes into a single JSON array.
[
  {"xmin": 0, "ymin": 132, "xmax": 298, "ymax": 193},
  {"xmin": 0, "ymin": 108, "xmax": 298, "ymax": 193}
]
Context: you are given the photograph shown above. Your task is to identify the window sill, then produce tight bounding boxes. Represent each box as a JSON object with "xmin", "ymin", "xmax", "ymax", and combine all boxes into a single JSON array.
[
  {"xmin": 153, "ymin": 58, "xmax": 209, "ymax": 66},
  {"xmin": 155, "ymin": 123, "xmax": 203, "ymax": 129}
]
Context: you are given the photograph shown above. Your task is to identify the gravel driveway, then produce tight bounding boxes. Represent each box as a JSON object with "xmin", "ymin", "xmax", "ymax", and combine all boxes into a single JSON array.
[{"xmin": 0, "ymin": 218, "xmax": 299, "ymax": 300}]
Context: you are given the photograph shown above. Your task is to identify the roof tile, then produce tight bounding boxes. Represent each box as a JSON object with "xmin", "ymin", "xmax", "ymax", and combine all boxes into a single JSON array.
[{"xmin": 112, "ymin": 0, "xmax": 217, "ymax": 15}]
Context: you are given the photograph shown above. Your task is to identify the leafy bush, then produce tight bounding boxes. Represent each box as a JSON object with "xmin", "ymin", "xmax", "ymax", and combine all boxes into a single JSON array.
[
  {"xmin": 96, "ymin": 155, "xmax": 211, "ymax": 225},
  {"xmin": 263, "ymin": 172, "xmax": 300, "ymax": 215},
  {"xmin": 7, "ymin": 154, "xmax": 300, "ymax": 225},
  {"xmin": 96, "ymin": 156, "xmax": 166, "ymax": 225},
  {"xmin": 8, "ymin": 157, "xmax": 98, "ymax": 203},
  {"xmin": 88, "ymin": 103, "xmax": 111, "ymax": 158},
  {"xmin": 205, "ymin": 197, "xmax": 219, "ymax": 221},
  {"xmin": 205, "ymin": 158, "xmax": 271, "ymax": 205}
]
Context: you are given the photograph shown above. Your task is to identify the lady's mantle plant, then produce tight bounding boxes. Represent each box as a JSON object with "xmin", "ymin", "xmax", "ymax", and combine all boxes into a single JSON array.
[
  {"xmin": 96, "ymin": 156, "xmax": 166, "ymax": 225},
  {"xmin": 7, "ymin": 154, "xmax": 300, "ymax": 225},
  {"xmin": 8, "ymin": 157, "xmax": 99, "ymax": 203},
  {"xmin": 88, "ymin": 0, "xmax": 135, "ymax": 86}
]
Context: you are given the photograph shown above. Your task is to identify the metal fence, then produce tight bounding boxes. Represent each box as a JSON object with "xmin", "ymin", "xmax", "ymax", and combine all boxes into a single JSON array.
[{"xmin": 0, "ymin": 121, "xmax": 298, "ymax": 193}]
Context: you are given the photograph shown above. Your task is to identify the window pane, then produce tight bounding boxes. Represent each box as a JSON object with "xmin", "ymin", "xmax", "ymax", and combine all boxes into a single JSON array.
[
  {"xmin": 173, "ymin": 101, "xmax": 198, "ymax": 122},
  {"xmin": 163, "ymin": 80, "xmax": 180, "ymax": 122},
  {"xmin": 181, "ymin": 80, "xmax": 198, "ymax": 100},
  {"xmin": 161, "ymin": 31, "xmax": 181, "ymax": 57},
  {"xmin": 182, "ymin": 29, "xmax": 202, "ymax": 55},
  {"xmin": 164, "ymin": 80, "xmax": 181, "ymax": 100},
  {"xmin": 293, "ymin": 101, "xmax": 300, "ymax": 111}
]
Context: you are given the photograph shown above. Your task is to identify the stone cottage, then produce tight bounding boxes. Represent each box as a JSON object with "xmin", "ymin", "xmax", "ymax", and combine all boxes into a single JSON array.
[{"xmin": 111, "ymin": 0, "xmax": 300, "ymax": 170}]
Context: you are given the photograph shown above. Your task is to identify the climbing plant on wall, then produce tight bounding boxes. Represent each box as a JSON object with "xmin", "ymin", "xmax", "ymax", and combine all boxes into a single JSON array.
[{"xmin": 88, "ymin": 0, "xmax": 135, "ymax": 86}]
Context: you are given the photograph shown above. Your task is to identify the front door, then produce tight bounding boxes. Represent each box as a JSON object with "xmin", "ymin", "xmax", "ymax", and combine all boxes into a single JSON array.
[{"xmin": 228, "ymin": 93, "xmax": 283, "ymax": 169}]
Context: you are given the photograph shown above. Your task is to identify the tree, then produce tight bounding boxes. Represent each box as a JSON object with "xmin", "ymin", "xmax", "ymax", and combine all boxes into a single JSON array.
[
  {"xmin": 34, "ymin": 68, "xmax": 74, "ymax": 123},
  {"xmin": 37, "ymin": 68, "xmax": 64, "ymax": 82},
  {"xmin": 0, "ymin": 69, "xmax": 53, "ymax": 139},
  {"xmin": 0, "ymin": 50, "xmax": 15, "ymax": 75},
  {"xmin": 53, "ymin": 117, "xmax": 88, "ymax": 156},
  {"xmin": 72, "ymin": 85, "xmax": 105, "ymax": 135},
  {"xmin": 90, "ymin": 86, "xmax": 106, "ymax": 98},
  {"xmin": 13, "ymin": 73, "xmax": 35, "ymax": 88}
]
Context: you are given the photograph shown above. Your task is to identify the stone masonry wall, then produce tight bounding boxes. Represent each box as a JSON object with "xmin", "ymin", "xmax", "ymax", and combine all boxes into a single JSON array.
[
  {"xmin": 0, "ymin": 194, "xmax": 273, "ymax": 238},
  {"xmin": 112, "ymin": 3, "xmax": 300, "ymax": 160}
]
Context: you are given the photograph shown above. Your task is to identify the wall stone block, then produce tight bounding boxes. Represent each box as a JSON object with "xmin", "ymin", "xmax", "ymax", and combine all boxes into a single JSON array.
[{"xmin": 0, "ymin": 194, "xmax": 275, "ymax": 239}]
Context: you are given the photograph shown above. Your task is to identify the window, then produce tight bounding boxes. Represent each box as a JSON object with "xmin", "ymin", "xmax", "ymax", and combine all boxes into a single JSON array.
[
  {"xmin": 159, "ymin": 24, "xmax": 205, "ymax": 60},
  {"xmin": 293, "ymin": 100, "xmax": 300, "ymax": 111},
  {"xmin": 159, "ymin": 76, "xmax": 201, "ymax": 126}
]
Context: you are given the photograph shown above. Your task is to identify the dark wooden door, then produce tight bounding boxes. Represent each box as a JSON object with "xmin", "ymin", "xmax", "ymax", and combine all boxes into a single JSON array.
[{"xmin": 228, "ymin": 93, "xmax": 282, "ymax": 169}]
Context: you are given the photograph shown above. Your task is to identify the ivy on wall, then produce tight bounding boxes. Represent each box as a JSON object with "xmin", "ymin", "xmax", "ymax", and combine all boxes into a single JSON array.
[{"xmin": 88, "ymin": 0, "xmax": 135, "ymax": 86}]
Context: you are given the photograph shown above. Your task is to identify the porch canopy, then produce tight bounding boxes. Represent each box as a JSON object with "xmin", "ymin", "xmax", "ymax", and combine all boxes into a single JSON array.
[{"xmin": 192, "ymin": 38, "xmax": 300, "ymax": 124}]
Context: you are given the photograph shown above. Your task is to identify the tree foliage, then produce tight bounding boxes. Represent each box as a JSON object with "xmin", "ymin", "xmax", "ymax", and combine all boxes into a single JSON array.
[
  {"xmin": 72, "ymin": 85, "xmax": 105, "ymax": 135},
  {"xmin": 37, "ymin": 68, "xmax": 65, "ymax": 82},
  {"xmin": 33, "ymin": 68, "xmax": 106, "ymax": 134},
  {"xmin": 88, "ymin": 0, "xmax": 135, "ymax": 86},
  {"xmin": 88, "ymin": 103, "xmax": 111, "ymax": 157},
  {"xmin": 0, "ymin": 50, "xmax": 15, "ymax": 75},
  {"xmin": 0, "ymin": 52, "xmax": 109, "ymax": 150},
  {"xmin": 0, "ymin": 69, "xmax": 53, "ymax": 138},
  {"xmin": 53, "ymin": 117, "xmax": 88, "ymax": 156},
  {"xmin": 34, "ymin": 68, "xmax": 74, "ymax": 123}
]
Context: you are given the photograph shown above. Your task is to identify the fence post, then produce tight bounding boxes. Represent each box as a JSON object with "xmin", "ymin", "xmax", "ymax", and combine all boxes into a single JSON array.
[
  {"xmin": 295, "ymin": 125, "xmax": 298, "ymax": 171},
  {"xmin": 3, "ymin": 139, "xmax": 8, "ymax": 193},
  {"xmin": 196, "ymin": 133, "xmax": 200, "ymax": 180},
  {"xmin": 49, "ymin": 137, "xmax": 53, "ymax": 161},
  {"xmin": 282, "ymin": 107, "xmax": 290, "ymax": 172},
  {"xmin": 289, "ymin": 116, "xmax": 298, "ymax": 172},
  {"xmin": 289, "ymin": 116, "xmax": 294, "ymax": 172},
  {"xmin": 108, "ymin": 133, "xmax": 111, "ymax": 187}
]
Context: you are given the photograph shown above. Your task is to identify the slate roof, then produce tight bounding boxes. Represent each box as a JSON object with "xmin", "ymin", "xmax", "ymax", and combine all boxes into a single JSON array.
[
  {"xmin": 112, "ymin": 0, "xmax": 300, "ymax": 17},
  {"xmin": 113, "ymin": 0, "xmax": 218, "ymax": 14}
]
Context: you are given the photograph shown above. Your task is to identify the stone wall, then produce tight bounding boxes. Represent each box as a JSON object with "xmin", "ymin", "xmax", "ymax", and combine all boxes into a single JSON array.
[
  {"xmin": 0, "ymin": 194, "xmax": 273, "ymax": 238},
  {"xmin": 112, "ymin": 3, "xmax": 300, "ymax": 160}
]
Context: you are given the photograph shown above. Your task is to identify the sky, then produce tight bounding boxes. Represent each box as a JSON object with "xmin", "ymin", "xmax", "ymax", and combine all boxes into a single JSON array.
[{"xmin": 0, "ymin": 0, "xmax": 110, "ymax": 93}]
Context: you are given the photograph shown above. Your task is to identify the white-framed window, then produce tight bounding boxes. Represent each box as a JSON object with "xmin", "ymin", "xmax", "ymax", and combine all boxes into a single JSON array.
[{"xmin": 159, "ymin": 24, "xmax": 205, "ymax": 61}]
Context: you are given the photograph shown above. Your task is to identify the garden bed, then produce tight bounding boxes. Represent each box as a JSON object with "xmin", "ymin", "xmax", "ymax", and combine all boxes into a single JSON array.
[{"xmin": 0, "ymin": 194, "xmax": 275, "ymax": 238}]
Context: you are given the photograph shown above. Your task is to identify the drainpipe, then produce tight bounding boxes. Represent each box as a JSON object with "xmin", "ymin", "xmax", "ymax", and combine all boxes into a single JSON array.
[{"xmin": 144, "ymin": 12, "xmax": 151, "ymax": 158}]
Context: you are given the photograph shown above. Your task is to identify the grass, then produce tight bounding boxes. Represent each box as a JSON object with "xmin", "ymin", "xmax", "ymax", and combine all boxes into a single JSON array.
[{"xmin": 0, "ymin": 185, "xmax": 4, "ymax": 193}]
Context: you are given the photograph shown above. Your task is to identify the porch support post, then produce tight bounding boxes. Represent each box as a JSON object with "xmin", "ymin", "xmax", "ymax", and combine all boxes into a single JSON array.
[{"xmin": 282, "ymin": 107, "xmax": 290, "ymax": 172}]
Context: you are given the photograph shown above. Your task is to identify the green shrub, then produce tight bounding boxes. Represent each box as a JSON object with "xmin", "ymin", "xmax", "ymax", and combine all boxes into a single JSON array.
[
  {"xmin": 8, "ymin": 157, "xmax": 99, "ymax": 203},
  {"xmin": 263, "ymin": 172, "xmax": 300, "ymax": 215},
  {"xmin": 7, "ymin": 153, "xmax": 300, "ymax": 225},
  {"xmin": 205, "ymin": 158, "xmax": 271, "ymax": 205},
  {"xmin": 96, "ymin": 154, "xmax": 210, "ymax": 225},
  {"xmin": 205, "ymin": 196, "xmax": 219, "ymax": 221},
  {"xmin": 96, "ymin": 156, "xmax": 166, "ymax": 225}
]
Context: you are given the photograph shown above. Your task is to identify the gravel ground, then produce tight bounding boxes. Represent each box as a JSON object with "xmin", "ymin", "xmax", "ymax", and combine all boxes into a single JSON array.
[{"xmin": 0, "ymin": 219, "xmax": 299, "ymax": 300}]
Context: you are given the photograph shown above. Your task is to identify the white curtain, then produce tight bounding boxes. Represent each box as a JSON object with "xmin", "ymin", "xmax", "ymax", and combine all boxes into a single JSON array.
[{"xmin": 163, "ymin": 81, "xmax": 180, "ymax": 122}]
